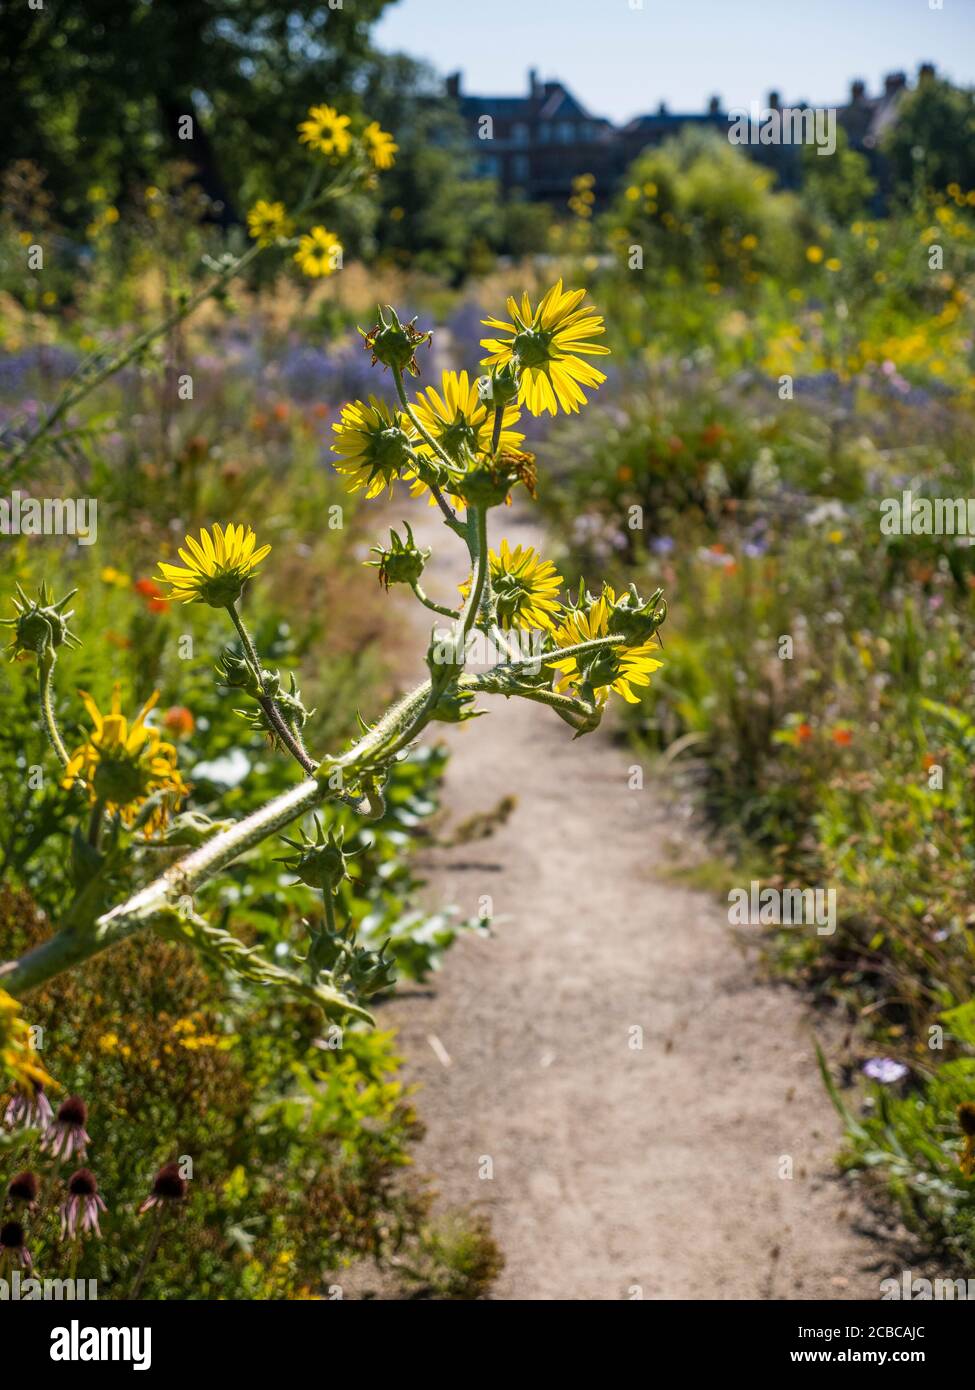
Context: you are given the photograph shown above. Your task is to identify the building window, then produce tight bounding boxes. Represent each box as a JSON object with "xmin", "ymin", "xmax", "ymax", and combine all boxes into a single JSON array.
[
  {"xmin": 556, "ymin": 120, "xmax": 575, "ymax": 144},
  {"xmin": 511, "ymin": 154, "xmax": 530, "ymax": 182},
  {"xmin": 475, "ymin": 154, "xmax": 500, "ymax": 177},
  {"xmin": 511, "ymin": 122, "xmax": 529, "ymax": 145}
]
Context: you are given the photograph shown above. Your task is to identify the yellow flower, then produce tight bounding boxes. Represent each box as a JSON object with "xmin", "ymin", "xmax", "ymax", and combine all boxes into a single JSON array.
[
  {"xmin": 331, "ymin": 396, "xmax": 413, "ymax": 498},
  {"xmin": 297, "ymin": 104, "xmax": 352, "ymax": 157},
  {"xmin": 549, "ymin": 586, "xmax": 663, "ymax": 704},
  {"xmin": 157, "ymin": 522, "xmax": 271, "ymax": 606},
  {"xmin": 363, "ymin": 121, "xmax": 397, "ymax": 170},
  {"xmin": 294, "ymin": 226, "xmax": 343, "ymax": 278},
  {"xmin": 806, "ymin": 245, "xmax": 824, "ymax": 263},
  {"xmin": 825, "ymin": 257, "xmax": 842, "ymax": 272},
  {"xmin": 247, "ymin": 199, "xmax": 293, "ymax": 246},
  {"xmin": 62, "ymin": 685, "xmax": 187, "ymax": 835},
  {"xmin": 460, "ymin": 539, "xmax": 563, "ymax": 631},
  {"xmin": 100, "ymin": 567, "xmax": 130, "ymax": 589},
  {"xmin": 0, "ymin": 988, "xmax": 54, "ymax": 1096},
  {"xmin": 481, "ymin": 279, "xmax": 610, "ymax": 416},
  {"xmin": 414, "ymin": 370, "xmax": 523, "ymax": 460}
]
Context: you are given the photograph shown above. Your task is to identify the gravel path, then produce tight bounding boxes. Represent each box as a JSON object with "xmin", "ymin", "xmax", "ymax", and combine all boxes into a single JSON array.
[{"xmin": 380, "ymin": 502, "xmax": 888, "ymax": 1301}]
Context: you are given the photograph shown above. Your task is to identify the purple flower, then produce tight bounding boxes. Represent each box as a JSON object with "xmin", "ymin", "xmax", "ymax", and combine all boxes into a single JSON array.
[
  {"xmin": 3, "ymin": 1081, "xmax": 53, "ymax": 1133},
  {"xmin": 61, "ymin": 1169, "xmax": 107, "ymax": 1238},
  {"xmin": 139, "ymin": 1161, "xmax": 188, "ymax": 1215},
  {"xmin": 43, "ymin": 1095, "xmax": 90, "ymax": 1160},
  {"xmin": 651, "ymin": 535, "xmax": 675, "ymax": 555},
  {"xmin": 863, "ymin": 1058, "xmax": 908, "ymax": 1084}
]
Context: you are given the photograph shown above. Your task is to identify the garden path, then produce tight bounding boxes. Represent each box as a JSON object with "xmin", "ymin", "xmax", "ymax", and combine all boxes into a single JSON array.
[{"xmin": 381, "ymin": 502, "xmax": 888, "ymax": 1300}]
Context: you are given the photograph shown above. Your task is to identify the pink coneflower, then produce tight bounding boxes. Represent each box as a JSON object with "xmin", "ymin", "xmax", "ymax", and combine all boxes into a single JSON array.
[
  {"xmin": 139, "ymin": 1161, "xmax": 187, "ymax": 1214},
  {"xmin": 61, "ymin": 1169, "xmax": 107, "ymax": 1238},
  {"xmin": 0, "ymin": 1220, "xmax": 31, "ymax": 1271},
  {"xmin": 3, "ymin": 1080, "xmax": 53, "ymax": 1132},
  {"xmin": 43, "ymin": 1095, "xmax": 90, "ymax": 1160},
  {"xmin": 7, "ymin": 1171, "xmax": 39, "ymax": 1213}
]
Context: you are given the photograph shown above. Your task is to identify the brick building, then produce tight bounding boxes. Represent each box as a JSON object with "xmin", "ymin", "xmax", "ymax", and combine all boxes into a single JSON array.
[{"xmin": 446, "ymin": 66, "xmax": 930, "ymax": 207}]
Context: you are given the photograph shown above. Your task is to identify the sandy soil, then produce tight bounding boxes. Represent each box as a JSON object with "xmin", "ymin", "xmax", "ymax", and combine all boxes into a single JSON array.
[{"xmin": 377, "ymin": 501, "xmax": 892, "ymax": 1301}]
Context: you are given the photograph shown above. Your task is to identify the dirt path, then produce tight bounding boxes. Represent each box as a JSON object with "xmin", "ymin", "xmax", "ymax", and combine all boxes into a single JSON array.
[{"xmin": 381, "ymin": 502, "xmax": 888, "ymax": 1301}]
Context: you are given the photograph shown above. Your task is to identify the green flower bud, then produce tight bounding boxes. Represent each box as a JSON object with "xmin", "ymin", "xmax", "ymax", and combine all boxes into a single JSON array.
[
  {"xmin": 369, "ymin": 521, "xmax": 430, "ymax": 590},
  {"xmin": 608, "ymin": 584, "xmax": 667, "ymax": 646},
  {"xmin": 476, "ymin": 362, "xmax": 520, "ymax": 411},
  {"xmin": 360, "ymin": 305, "xmax": 432, "ymax": 377},
  {"xmin": 2, "ymin": 583, "xmax": 80, "ymax": 661},
  {"xmin": 277, "ymin": 817, "xmax": 353, "ymax": 893}
]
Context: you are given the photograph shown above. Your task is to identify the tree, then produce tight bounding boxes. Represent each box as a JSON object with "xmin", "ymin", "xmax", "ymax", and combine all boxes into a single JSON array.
[
  {"xmin": 884, "ymin": 77, "xmax": 975, "ymax": 198},
  {"xmin": 0, "ymin": 0, "xmax": 393, "ymax": 226}
]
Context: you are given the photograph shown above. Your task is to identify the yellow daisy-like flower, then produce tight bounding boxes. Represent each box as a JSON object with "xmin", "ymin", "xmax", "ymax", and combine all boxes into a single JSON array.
[
  {"xmin": 363, "ymin": 121, "xmax": 398, "ymax": 170},
  {"xmin": 549, "ymin": 586, "xmax": 663, "ymax": 704},
  {"xmin": 294, "ymin": 226, "xmax": 343, "ymax": 278},
  {"xmin": 297, "ymin": 104, "xmax": 352, "ymax": 157},
  {"xmin": 460, "ymin": 539, "xmax": 563, "ymax": 631},
  {"xmin": 481, "ymin": 279, "xmax": 610, "ymax": 416},
  {"xmin": 407, "ymin": 370, "xmax": 523, "ymax": 509},
  {"xmin": 157, "ymin": 523, "xmax": 271, "ymax": 606},
  {"xmin": 246, "ymin": 199, "xmax": 294, "ymax": 246},
  {"xmin": 62, "ymin": 686, "xmax": 188, "ymax": 835},
  {"xmin": 331, "ymin": 396, "xmax": 413, "ymax": 498}
]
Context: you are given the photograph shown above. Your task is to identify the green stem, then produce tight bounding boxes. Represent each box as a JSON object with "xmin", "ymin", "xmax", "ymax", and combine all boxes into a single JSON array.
[
  {"xmin": 226, "ymin": 604, "xmax": 317, "ymax": 775},
  {"xmin": 459, "ymin": 507, "xmax": 490, "ymax": 639},
  {"xmin": 87, "ymin": 799, "xmax": 106, "ymax": 849},
  {"xmin": 129, "ymin": 1204, "xmax": 165, "ymax": 1300},
  {"xmin": 490, "ymin": 404, "xmax": 504, "ymax": 453},
  {"xmin": 410, "ymin": 582, "xmax": 460, "ymax": 620},
  {"xmin": 37, "ymin": 648, "xmax": 70, "ymax": 767}
]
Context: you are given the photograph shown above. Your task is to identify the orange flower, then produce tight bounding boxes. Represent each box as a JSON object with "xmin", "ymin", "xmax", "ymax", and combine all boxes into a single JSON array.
[
  {"xmin": 667, "ymin": 435, "xmax": 684, "ymax": 454},
  {"xmin": 163, "ymin": 706, "xmax": 195, "ymax": 738},
  {"xmin": 272, "ymin": 402, "xmax": 289, "ymax": 423},
  {"xmin": 701, "ymin": 424, "xmax": 726, "ymax": 446},
  {"xmin": 831, "ymin": 727, "xmax": 853, "ymax": 747},
  {"xmin": 797, "ymin": 722, "xmax": 813, "ymax": 743},
  {"xmin": 134, "ymin": 578, "xmax": 163, "ymax": 598}
]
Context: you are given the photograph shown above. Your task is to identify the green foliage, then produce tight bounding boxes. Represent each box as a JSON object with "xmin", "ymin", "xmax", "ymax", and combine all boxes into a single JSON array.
[{"xmin": 884, "ymin": 77, "xmax": 975, "ymax": 201}]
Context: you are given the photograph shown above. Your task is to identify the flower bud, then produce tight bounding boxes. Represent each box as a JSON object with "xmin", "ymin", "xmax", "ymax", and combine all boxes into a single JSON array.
[
  {"xmin": 369, "ymin": 522, "xmax": 429, "ymax": 590},
  {"xmin": 2, "ymin": 583, "xmax": 80, "ymax": 660},
  {"xmin": 277, "ymin": 818, "xmax": 353, "ymax": 893},
  {"xmin": 360, "ymin": 305, "xmax": 432, "ymax": 377}
]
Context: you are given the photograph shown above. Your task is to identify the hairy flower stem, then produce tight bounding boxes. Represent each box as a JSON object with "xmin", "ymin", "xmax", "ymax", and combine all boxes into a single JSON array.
[
  {"xmin": 37, "ymin": 647, "xmax": 69, "ymax": 767},
  {"xmin": 129, "ymin": 1204, "xmax": 165, "ymax": 1300},
  {"xmin": 226, "ymin": 603, "xmax": 317, "ymax": 775},
  {"xmin": 410, "ymin": 582, "xmax": 459, "ymax": 620},
  {"xmin": 490, "ymin": 404, "xmax": 504, "ymax": 453}
]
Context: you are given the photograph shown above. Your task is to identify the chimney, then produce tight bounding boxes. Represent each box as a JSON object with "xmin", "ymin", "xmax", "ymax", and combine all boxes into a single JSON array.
[
  {"xmin": 918, "ymin": 62, "xmax": 936, "ymax": 83},
  {"xmin": 850, "ymin": 79, "xmax": 866, "ymax": 105},
  {"xmin": 529, "ymin": 68, "xmax": 543, "ymax": 99},
  {"xmin": 708, "ymin": 95, "xmax": 721, "ymax": 116},
  {"xmin": 446, "ymin": 71, "xmax": 461, "ymax": 99},
  {"xmin": 884, "ymin": 72, "xmax": 907, "ymax": 96},
  {"xmin": 657, "ymin": 100, "xmax": 668, "ymax": 116},
  {"xmin": 768, "ymin": 90, "xmax": 780, "ymax": 110}
]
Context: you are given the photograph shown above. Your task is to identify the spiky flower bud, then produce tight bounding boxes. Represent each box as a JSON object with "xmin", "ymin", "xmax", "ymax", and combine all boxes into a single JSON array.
[
  {"xmin": 360, "ymin": 305, "xmax": 432, "ymax": 377},
  {"xmin": 607, "ymin": 583, "xmax": 667, "ymax": 646},
  {"xmin": 277, "ymin": 817, "xmax": 353, "ymax": 893},
  {"xmin": 369, "ymin": 522, "xmax": 430, "ymax": 589},
  {"xmin": 2, "ymin": 582, "xmax": 80, "ymax": 661}
]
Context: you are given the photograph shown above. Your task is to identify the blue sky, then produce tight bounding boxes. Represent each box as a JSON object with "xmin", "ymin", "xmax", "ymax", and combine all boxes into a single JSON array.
[{"xmin": 374, "ymin": 0, "xmax": 975, "ymax": 123}]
